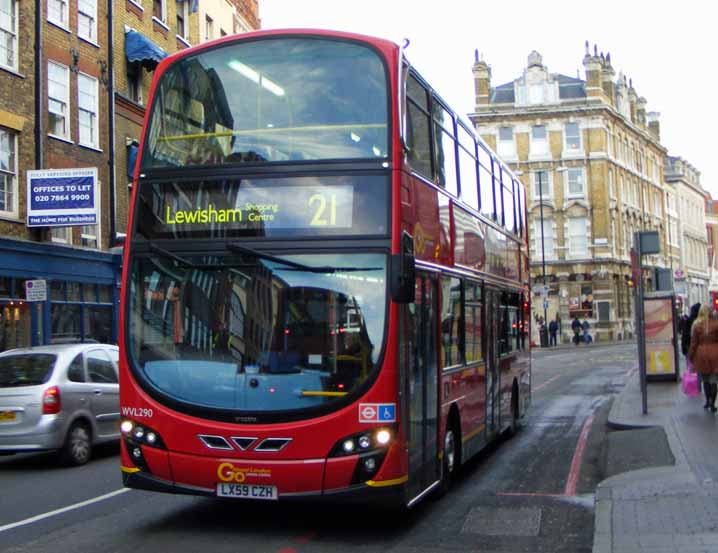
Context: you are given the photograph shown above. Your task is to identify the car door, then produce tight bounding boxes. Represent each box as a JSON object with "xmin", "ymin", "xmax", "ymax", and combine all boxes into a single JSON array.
[{"xmin": 85, "ymin": 348, "xmax": 120, "ymax": 440}]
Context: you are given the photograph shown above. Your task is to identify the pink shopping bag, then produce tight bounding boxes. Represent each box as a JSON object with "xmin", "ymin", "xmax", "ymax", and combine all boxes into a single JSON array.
[{"xmin": 682, "ymin": 370, "xmax": 700, "ymax": 397}]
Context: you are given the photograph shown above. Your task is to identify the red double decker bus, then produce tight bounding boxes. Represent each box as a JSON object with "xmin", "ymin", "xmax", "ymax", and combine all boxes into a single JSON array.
[{"xmin": 119, "ymin": 28, "xmax": 530, "ymax": 509}]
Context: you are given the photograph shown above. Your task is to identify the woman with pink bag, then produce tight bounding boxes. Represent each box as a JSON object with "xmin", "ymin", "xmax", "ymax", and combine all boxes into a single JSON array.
[{"xmin": 688, "ymin": 305, "xmax": 718, "ymax": 412}]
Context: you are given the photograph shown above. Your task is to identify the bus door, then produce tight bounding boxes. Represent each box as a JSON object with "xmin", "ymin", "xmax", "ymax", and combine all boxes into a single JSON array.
[
  {"xmin": 485, "ymin": 288, "xmax": 500, "ymax": 437},
  {"xmin": 404, "ymin": 273, "xmax": 440, "ymax": 498}
]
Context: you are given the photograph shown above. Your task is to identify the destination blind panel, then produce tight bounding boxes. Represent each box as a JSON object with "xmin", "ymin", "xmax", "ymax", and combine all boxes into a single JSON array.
[{"xmin": 134, "ymin": 174, "xmax": 390, "ymax": 239}]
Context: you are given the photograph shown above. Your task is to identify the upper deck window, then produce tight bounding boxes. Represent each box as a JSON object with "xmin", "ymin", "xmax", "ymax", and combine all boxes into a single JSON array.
[{"xmin": 143, "ymin": 37, "xmax": 389, "ymax": 169}]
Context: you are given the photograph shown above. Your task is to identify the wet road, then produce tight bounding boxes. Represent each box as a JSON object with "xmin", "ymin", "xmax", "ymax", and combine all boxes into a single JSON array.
[{"xmin": 1, "ymin": 342, "xmax": 638, "ymax": 553}]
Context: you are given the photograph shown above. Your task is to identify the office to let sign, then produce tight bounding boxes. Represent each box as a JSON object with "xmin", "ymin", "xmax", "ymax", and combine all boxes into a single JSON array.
[{"xmin": 26, "ymin": 168, "xmax": 98, "ymax": 227}]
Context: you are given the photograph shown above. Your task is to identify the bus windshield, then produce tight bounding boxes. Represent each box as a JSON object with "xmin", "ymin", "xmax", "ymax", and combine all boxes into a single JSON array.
[
  {"xmin": 143, "ymin": 37, "xmax": 389, "ymax": 169},
  {"xmin": 127, "ymin": 251, "xmax": 387, "ymax": 418}
]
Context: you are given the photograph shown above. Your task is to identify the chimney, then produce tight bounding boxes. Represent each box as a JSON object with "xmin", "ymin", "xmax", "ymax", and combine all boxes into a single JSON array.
[
  {"xmin": 628, "ymin": 79, "xmax": 638, "ymax": 124},
  {"xmin": 647, "ymin": 112, "xmax": 661, "ymax": 141},
  {"xmin": 583, "ymin": 42, "xmax": 603, "ymax": 100},
  {"xmin": 472, "ymin": 50, "xmax": 492, "ymax": 109},
  {"xmin": 636, "ymin": 97, "xmax": 647, "ymax": 128},
  {"xmin": 601, "ymin": 52, "xmax": 615, "ymax": 106}
]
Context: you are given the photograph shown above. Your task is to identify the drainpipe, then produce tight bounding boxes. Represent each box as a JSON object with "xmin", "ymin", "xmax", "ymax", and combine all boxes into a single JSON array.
[
  {"xmin": 34, "ymin": 0, "xmax": 42, "ymax": 169},
  {"xmin": 107, "ymin": 0, "xmax": 117, "ymax": 246}
]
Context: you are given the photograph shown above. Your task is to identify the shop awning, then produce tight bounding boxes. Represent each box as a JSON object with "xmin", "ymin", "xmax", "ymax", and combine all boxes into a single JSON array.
[{"xmin": 125, "ymin": 29, "xmax": 167, "ymax": 70}]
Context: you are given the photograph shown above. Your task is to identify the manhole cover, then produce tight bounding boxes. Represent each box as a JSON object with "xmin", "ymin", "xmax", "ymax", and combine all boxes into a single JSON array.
[{"xmin": 461, "ymin": 506, "xmax": 542, "ymax": 536}]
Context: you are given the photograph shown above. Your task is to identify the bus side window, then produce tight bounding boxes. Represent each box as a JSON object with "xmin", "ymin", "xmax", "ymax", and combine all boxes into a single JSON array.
[
  {"xmin": 463, "ymin": 282, "xmax": 482, "ymax": 362},
  {"xmin": 441, "ymin": 276, "xmax": 464, "ymax": 367},
  {"xmin": 406, "ymin": 73, "xmax": 433, "ymax": 179},
  {"xmin": 477, "ymin": 144, "xmax": 495, "ymax": 220},
  {"xmin": 433, "ymin": 101, "xmax": 458, "ymax": 196}
]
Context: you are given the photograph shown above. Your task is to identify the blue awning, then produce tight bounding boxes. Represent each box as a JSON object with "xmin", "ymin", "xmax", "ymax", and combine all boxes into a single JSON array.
[
  {"xmin": 127, "ymin": 144, "xmax": 139, "ymax": 179},
  {"xmin": 125, "ymin": 30, "xmax": 167, "ymax": 70}
]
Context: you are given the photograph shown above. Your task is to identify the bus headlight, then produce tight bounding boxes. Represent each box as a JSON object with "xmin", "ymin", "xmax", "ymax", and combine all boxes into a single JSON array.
[
  {"xmin": 120, "ymin": 419, "xmax": 166, "ymax": 450},
  {"xmin": 328, "ymin": 427, "xmax": 394, "ymax": 457}
]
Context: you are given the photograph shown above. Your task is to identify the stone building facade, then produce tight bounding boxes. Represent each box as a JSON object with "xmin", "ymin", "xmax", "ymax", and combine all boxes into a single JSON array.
[
  {"xmin": 470, "ymin": 45, "xmax": 671, "ymax": 343},
  {"xmin": 665, "ymin": 156, "xmax": 709, "ymax": 309},
  {"xmin": 705, "ymin": 195, "xmax": 718, "ymax": 305}
]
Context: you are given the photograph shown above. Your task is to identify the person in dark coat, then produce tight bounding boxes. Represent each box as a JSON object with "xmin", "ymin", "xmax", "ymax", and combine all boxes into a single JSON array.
[
  {"xmin": 681, "ymin": 303, "xmax": 701, "ymax": 356},
  {"xmin": 571, "ymin": 316, "xmax": 582, "ymax": 345},
  {"xmin": 548, "ymin": 317, "xmax": 558, "ymax": 347}
]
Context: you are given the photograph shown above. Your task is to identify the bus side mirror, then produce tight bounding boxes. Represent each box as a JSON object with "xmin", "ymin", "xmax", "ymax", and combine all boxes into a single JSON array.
[{"xmin": 391, "ymin": 232, "xmax": 415, "ymax": 304}]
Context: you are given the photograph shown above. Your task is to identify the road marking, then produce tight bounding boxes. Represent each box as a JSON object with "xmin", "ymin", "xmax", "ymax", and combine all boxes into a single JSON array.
[
  {"xmin": 0, "ymin": 488, "xmax": 130, "ymax": 533},
  {"xmin": 533, "ymin": 374, "xmax": 561, "ymax": 392},
  {"xmin": 564, "ymin": 414, "xmax": 595, "ymax": 497}
]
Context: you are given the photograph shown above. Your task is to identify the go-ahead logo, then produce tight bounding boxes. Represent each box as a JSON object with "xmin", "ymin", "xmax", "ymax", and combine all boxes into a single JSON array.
[{"xmin": 217, "ymin": 463, "xmax": 272, "ymax": 482}]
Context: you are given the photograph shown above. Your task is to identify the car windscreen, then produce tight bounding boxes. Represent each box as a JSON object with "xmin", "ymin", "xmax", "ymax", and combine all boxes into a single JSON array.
[
  {"xmin": 0, "ymin": 354, "xmax": 57, "ymax": 387},
  {"xmin": 142, "ymin": 37, "xmax": 389, "ymax": 169}
]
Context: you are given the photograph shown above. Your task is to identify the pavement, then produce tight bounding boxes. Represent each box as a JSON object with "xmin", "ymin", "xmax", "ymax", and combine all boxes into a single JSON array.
[{"xmin": 593, "ymin": 361, "xmax": 718, "ymax": 553}]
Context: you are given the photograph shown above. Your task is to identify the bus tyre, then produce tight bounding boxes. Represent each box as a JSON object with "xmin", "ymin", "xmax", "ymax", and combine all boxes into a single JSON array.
[
  {"xmin": 507, "ymin": 387, "xmax": 520, "ymax": 437},
  {"xmin": 436, "ymin": 421, "xmax": 460, "ymax": 498},
  {"xmin": 59, "ymin": 422, "xmax": 92, "ymax": 466}
]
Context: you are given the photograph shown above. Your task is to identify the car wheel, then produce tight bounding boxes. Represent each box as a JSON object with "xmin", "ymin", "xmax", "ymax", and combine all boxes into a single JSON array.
[{"xmin": 60, "ymin": 423, "xmax": 92, "ymax": 466}]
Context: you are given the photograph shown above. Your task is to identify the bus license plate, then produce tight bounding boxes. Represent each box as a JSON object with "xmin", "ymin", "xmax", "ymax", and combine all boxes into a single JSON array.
[{"xmin": 216, "ymin": 483, "xmax": 278, "ymax": 500}]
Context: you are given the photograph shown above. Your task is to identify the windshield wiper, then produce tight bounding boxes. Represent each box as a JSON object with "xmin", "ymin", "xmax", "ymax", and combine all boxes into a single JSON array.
[
  {"xmin": 147, "ymin": 244, "xmax": 255, "ymax": 270},
  {"xmin": 226, "ymin": 243, "xmax": 382, "ymax": 273}
]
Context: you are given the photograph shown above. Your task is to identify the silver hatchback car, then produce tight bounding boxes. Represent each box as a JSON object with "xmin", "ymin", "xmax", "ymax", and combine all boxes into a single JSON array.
[{"xmin": 0, "ymin": 343, "xmax": 120, "ymax": 465}]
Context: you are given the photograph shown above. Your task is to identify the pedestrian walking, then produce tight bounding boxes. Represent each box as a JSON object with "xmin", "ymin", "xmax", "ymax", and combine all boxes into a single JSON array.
[
  {"xmin": 548, "ymin": 317, "xmax": 558, "ymax": 347},
  {"xmin": 571, "ymin": 316, "xmax": 582, "ymax": 345},
  {"xmin": 582, "ymin": 318, "xmax": 592, "ymax": 344},
  {"xmin": 681, "ymin": 303, "xmax": 703, "ymax": 398},
  {"xmin": 687, "ymin": 305, "xmax": 718, "ymax": 412}
]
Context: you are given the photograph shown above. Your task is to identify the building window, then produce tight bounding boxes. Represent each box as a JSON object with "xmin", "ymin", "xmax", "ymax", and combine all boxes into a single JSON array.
[
  {"xmin": 205, "ymin": 15, "xmax": 213, "ymax": 41},
  {"xmin": 77, "ymin": 0, "xmax": 96, "ymax": 43},
  {"xmin": 176, "ymin": 0, "xmax": 188, "ymax": 39},
  {"xmin": 568, "ymin": 218, "xmax": 588, "ymax": 258},
  {"xmin": 127, "ymin": 61, "xmax": 142, "ymax": 104},
  {"xmin": 566, "ymin": 168, "xmax": 585, "ymax": 198},
  {"xmin": 532, "ymin": 169, "xmax": 551, "ymax": 200},
  {"xmin": 533, "ymin": 218, "xmax": 554, "ymax": 260},
  {"xmin": 153, "ymin": 0, "xmax": 165, "ymax": 21},
  {"xmin": 608, "ymin": 170, "xmax": 615, "ymax": 199},
  {"xmin": 0, "ymin": 126, "xmax": 17, "ymax": 216},
  {"xmin": 81, "ymin": 224, "xmax": 97, "ymax": 247},
  {"xmin": 497, "ymin": 126, "xmax": 514, "ymax": 158},
  {"xmin": 0, "ymin": 0, "xmax": 17, "ymax": 71},
  {"xmin": 51, "ymin": 226, "xmax": 72, "ymax": 244},
  {"xmin": 47, "ymin": 0, "xmax": 68, "ymax": 28},
  {"xmin": 48, "ymin": 61, "xmax": 70, "ymax": 139},
  {"xmin": 78, "ymin": 73, "xmax": 99, "ymax": 148},
  {"xmin": 530, "ymin": 124, "xmax": 549, "ymax": 157},
  {"xmin": 565, "ymin": 122, "xmax": 581, "ymax": 152}
]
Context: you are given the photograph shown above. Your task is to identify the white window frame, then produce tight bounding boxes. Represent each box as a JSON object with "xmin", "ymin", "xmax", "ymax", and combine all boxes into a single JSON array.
[
  {"xmin": 47, "ymin": 0, "xmax": 69, "ymax": 30},
  {"xmin": 78, "ymin": 72, "xmax": 99, "ymax": 148},
  {"xmin": 497, "ymin": 126, "xmax": 515, "ymax": 159},
  {"xmin": 0, "ymin": 0, "xmax": 18, "ymax": 72},
  {"xmin": 568, "ymin": 217, "xmax": 588, "ymax": 258},
  {"xmin": 51, "ymin": 226, "xmax": 72, "ymax": 244},
  {"xmin": 77, "ymin": 0, "xmax": 97, "ymax": 44},
  {"xmin": 530, "ymin": 124, "xmax": 549, "ymax": 158},
  {"xmin": 533, "ymin": 218, "xmax": 555, "ymax": 260},
  {"xmin": 48, "ymin": 61, "xmax": 70, "ymax": 140},
  {"xmin": 81, "ymin": 224, "xmax": 97, "ymax": 247},
  {"xmin": 126, "ymin": 61, "xmax": 142, "ymax": 104},
  {"xmin": 175, "ymin": 0, "xmax": 189, "ymax": 41},
  {"xmin": 152, "ymin": 0, "xmax": 166, "ymax": 22},
  {"xmin": 564, "ymin": 121, "xmax": 582, "ymax": 153},
  {"xmin": 566, "ymin": 167, "xmax": 585, "ymax": 199},
  {"xmin": 531, "ymin": 169, "xmax": 552, "ymax": 201},
  {"xmin": 0, "ymin": 126, "xmax": 18, "ymax": 218},
  {"xmin": 205, "ymin": 14, "xmax": 213, "ymax": 42}
]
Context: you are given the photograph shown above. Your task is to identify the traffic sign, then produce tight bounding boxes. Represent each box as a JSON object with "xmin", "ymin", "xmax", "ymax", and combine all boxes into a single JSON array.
[{"xmin": 25, "ymin": 279, "xmax": 47, "ymax": 302}]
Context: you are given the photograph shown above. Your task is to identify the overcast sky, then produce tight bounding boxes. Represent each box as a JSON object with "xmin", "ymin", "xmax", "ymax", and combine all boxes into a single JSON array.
[{"xmin": 259, "ymin": 0, "xmax": 716, "ymax": 196}]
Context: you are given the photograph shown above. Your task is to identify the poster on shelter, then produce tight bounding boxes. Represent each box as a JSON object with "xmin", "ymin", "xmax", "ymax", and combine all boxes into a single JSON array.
[
  {"xmin": 644, "ymin": 296, "xmax": 677, "ymax": 377},
  {"xmin": 26, "ymin": 168, "xmax": 98, "ymax": 227}
]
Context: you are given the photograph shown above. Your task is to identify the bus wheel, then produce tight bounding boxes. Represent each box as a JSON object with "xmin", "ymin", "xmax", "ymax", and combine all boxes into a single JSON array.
[
  {"xmin": 435, "ymin": 420, "xmax": 460, "ymax": 498},
  {"xmin": 507, "ymin": 385, "xmax": 520, "ymax": 437}
]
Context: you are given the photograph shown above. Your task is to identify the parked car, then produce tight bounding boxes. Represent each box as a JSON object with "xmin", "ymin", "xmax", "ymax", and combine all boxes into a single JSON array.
[{"xmin": 0, "ymin": 343, "xmax": 120, "ymax": 466}]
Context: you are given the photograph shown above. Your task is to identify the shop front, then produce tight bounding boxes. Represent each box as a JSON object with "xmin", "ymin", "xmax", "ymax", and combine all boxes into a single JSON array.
[{"xmin": 0, "ymin": 237, "xmax": 121, "ymax": 353}]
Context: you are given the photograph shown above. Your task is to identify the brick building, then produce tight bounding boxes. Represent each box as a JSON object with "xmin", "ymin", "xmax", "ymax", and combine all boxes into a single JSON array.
[
  {"xmin": 115, "ymin": 0, "xmax": 259, "ymax": 237},
  {"xmin": 705, "ymin": 194, "xmax": 718, "ymax": 304},
  {"xmin": 0, "ymin": 0, "xmax": 258, "ymax": 353},
  {"xmin": 470, "ymin": 45, "xmax": 671, "ymax": 343}
]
